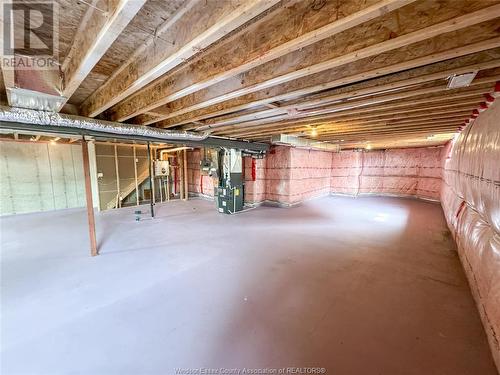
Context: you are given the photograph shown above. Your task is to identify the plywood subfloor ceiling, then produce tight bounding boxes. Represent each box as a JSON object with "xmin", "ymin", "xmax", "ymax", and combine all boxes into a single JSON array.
[{"xmin": 1, "ymin": 0, "xmax": 499, "ymax": 149}]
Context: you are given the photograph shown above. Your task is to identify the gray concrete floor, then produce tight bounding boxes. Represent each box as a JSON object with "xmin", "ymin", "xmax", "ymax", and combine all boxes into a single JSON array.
[{"xmin": 0, "ymin": 196, "xmax": 496, "ymax": 374}]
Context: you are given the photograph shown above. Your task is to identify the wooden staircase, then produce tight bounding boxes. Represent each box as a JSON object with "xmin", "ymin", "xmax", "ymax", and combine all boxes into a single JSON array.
[{"xmin": 106, "ymin": 169, "xmax": 150, "ymax": 210}]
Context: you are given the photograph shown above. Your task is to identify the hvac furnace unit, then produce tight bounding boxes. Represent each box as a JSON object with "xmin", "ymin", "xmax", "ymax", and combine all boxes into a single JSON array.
[{"xmin": 215, "ymin": 148, "xmax": 244, "ymax": 214}]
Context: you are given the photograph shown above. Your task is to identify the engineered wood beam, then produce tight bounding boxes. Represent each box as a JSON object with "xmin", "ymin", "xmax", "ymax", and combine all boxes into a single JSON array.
[
  {"xmin": 0, "ymin": 66, "xmax": 14, "ymax": 105},
  {"xmin": 249, "ymin": 124, "xmax": 461, "ymax": 141},
  {"xmin": 80, "ymin": 0, "xmax": 280, "ymax": 117},
  {"xmin": 239, "ymin": 117, "xmax": 469, "ymax": 139},
  {"xmin": 216, "ymin": 99, "xmax": 481, "ymax": 136},
  {"xmin": 133, "ymin": 5, "xmax": 500, "ymax": 126},
  {"xmin": 104, "ymin": 0, "xmax": 415, "ymax": 121},
  {"xmin": 305, "ymin": 117, "xmax": 467, "ymax": 134},
  {"xmin": 196, "ymin": 60, "xmax": 500, "ymax": 130},
  {"xmin": 313, "ymin": 124, "xmax": 462, "ymax": 138},
  {"xmin": 155, "ymin": 40, "xmax": 500, "ymax": 128},
  {"xmin": 229, "ymin": 108, "xmax": 475, "ymax": 138},
  {"xmin": 59, "ymin": 0, "xmax": 146, "ymax": 110},
  {"xmin": 212, "ymin": 78, "xmax": 498, "ymax": 135}
]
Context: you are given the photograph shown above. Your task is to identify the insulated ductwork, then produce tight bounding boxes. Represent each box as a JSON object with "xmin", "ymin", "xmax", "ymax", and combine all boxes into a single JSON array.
[{"xmin": 0, "ymin": 105, "xmax": 209, "ymax": 142}]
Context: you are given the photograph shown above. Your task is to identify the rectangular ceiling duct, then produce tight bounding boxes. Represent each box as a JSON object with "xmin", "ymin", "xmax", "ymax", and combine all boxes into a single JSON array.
[
  {"xmin": 447, "ymin": 71, "xmax": 478, "ymax": 89},
  {"xmin": 271, "ymin": 134, "xmax": 340, "ymax": 152}
]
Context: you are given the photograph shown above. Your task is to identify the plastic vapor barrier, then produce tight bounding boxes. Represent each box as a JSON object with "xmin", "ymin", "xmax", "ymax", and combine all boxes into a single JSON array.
[{"xmin": 442, "ymin": 100, "xmax": 500, "ymax": 370}]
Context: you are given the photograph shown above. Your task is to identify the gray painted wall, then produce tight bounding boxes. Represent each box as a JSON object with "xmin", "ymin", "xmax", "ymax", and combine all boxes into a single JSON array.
[{"xmin": 0, "ymin": 141, "xmax": 86, "ymax": 215}]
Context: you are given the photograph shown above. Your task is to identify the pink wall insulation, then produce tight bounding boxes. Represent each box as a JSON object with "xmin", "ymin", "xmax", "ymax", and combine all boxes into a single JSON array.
[
  {"xmin": 441, "ymin": 100, "xmax": 500, "ymax": 370},
  {"xmin": 187, "ymin": 149, "xmax": 215, "ymax": 198},
  {"xmin": 331, "ymin": 147, "xmax": 445, "ymax": 200},
  {"xmin": 243, "ymin": 145, "xmax": 445, "ymax": 206}
]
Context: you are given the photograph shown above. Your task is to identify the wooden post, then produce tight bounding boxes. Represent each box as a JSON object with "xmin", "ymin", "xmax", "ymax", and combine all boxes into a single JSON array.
[
  {"xmin": 82, "ymin": 139, "xmax": 98, "ymax": 256},
  {"xmin": 178, "ymin": 151, "xmax": 184, "ymax": 200},
  {"xmin": 151, "ymin": 146, "xmax": 156, "ymax": 205},
  {"xmin": 183, "ymin": 149, "xmax": 188, "ymax": 201},
  {"xmin": 133, "ymin": 146, "xmax": 139, "ymax": 205},
  {"xmin": 147, "ymin": 142, "xmax": 155, "ymax": 218},
  {"xmin": 114, "ymin": 145, "xmax": 120, "ymax": 208},
  {"xmin": 166, "ymin": 175, "xmax": 170, "ymax": 201}
]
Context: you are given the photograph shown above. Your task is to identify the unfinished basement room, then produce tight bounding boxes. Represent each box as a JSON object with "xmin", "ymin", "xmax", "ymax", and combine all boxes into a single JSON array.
[{"xmin": 1, "ymin": 0, "xmax": 499, "ymax": 374}]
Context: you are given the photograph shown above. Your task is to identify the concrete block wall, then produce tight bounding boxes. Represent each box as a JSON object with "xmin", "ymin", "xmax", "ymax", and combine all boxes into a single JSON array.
[{"xmin": 0, "ymin": 141, "xmax": 86, "ymax": 215}]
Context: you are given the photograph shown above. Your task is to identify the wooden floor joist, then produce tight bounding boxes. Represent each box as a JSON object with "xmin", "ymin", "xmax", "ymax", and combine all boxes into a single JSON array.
[
  {"xmin": 217, "ymin": 98, "xmax": 483, "ymax": 136},
  {"xmin": 80, "ymin": 0, "xmax": 280, "ymax": 118},
  {"xmin": 103, "ymin": 0, "xmax": 416, "ymax": 122},
  {"xmin": 209, "ymin": 78, "xmax": 498, "ymax": 137},
  {"xmin": 59, "ymin": 0, "xmax": 146, "ymax": 110},
  {"xmin": 155, "ymin": 41, "xmax": 500, "ymax": 129},
  {"xmin": 230, "ymin": 109, "xmax": 475, "ymax": 139},
  {"xmin": 195, "ymin": 61, "xmax": 500, "ymax": 131},
  {"xmin": 133, "ymin": 6, "xmax": 500, "ymax": 126},
  {"xmin": 1, "ymin": 0, "xmax": 499, "ymax": 149}
]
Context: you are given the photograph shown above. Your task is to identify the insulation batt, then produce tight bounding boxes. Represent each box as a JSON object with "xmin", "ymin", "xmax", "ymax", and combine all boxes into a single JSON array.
[
  {"xmin": 441, "ymin": 100, "xmax": 500, "ymax": 371},
  {"xmin": 187, "ymin": 149, "xmax": 215, "ymax": 197},
  {"xmin": 243, "ymin": 145, "xmax": 444, "ymax": 205}
]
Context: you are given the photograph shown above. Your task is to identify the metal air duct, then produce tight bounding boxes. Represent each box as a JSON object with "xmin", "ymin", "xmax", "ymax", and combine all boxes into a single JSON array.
[{"xmin": 0, "ymin": 105, "xmax": 209, "ymax": 142}]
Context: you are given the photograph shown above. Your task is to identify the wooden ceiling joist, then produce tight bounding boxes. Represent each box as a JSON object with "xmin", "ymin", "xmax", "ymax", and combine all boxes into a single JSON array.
[
  {"xmin": 154, "ymin": 41, "xmax": 500, "ymax": 129},
  {"xmin": 194, "ymin": 61, "xmax": 500, "ymax": 130},
  {"xmin": 228, "ymin": 108, "xmax": 475, "ymax": 138},
  {"xmin": 59, "ymin": 0, "xmax": 146, "ymax": 110},
  {"xmin": 0, "ymin": 67, "xmax": 14, "ymax": 106},
  {"xmin": 223, "ymin": 97, "xmax": 484, "ymax": 137},
  {"xmin": 131, "ymin": 5, "xmax": 500, "ymax": 127},
  {"xmin": 237, "ymin": 116, "xmax": 469, "ymax": 140},
  {"xmin": 101, "ymin": 0, "xmax": 416, "ymax": 122},
  {"xmin": 251, "ymin": 125, "xmax": 460, "ymax": 142},
  {"xmin": 213, "ymin": 99, "xmax": 482, "ymax": 136},
  {"xmin": 313, "ymin": 125, "xmax": 462, "ymax": 139},
  {"xmin": 2, "ymin": 0, "xmax": 498, "ymax": 150},
  {"xmin": 80, "ymin": 0, "xmax": 280, "ymax": 118},
  {"xmin": 208, "ymin": 77, "xmax": 498, "ymax": 136}
]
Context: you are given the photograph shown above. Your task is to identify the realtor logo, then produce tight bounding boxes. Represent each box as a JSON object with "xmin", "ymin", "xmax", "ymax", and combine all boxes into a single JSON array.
[{"xmin": 1, "ymin": 1, "xmax": 58, "ymax": 68}]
